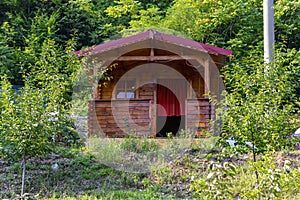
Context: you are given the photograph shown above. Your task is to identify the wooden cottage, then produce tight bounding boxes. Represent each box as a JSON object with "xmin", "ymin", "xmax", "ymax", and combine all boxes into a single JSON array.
[{"xmin": 84, "ymin": 30, "xmax": 232, "ymax": 137}]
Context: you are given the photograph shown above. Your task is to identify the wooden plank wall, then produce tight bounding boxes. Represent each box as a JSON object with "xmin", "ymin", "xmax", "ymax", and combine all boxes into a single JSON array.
[
  {"xmin": 186, "ymin": 98, "xmax": 212, "ymax": 136},
  {"xmin": 138, "ymin": 83, "xmax": 155, "ymax": 100},
  {"xmin": 88, "ymin": 99, "xmax": 152, "ymax": 137}
]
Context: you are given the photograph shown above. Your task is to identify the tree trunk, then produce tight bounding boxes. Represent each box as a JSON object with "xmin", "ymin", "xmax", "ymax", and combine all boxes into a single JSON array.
[
  {"xmin": 251, "ymin": 131, "xmax": 259, "ymax": 182},
  {"xmin": 21, "ymin": 155, "xmax": 26, "ymax": 196}
]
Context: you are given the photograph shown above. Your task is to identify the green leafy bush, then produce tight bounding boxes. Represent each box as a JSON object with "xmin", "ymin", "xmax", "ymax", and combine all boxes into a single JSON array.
[
  {"xmin": 191, "ymin": 154, "xmax": 300, "ymax": 199},
  {"xmin": 0, "ymin": 35, "xmax": 82, "ymax": 195},
  {"xmin": 217, "ymin": 48, "xmax": 299, "ymax": 155},
  {"xmin": 0, "ymin": 77, "xmax": 54, "ymax": 160}
]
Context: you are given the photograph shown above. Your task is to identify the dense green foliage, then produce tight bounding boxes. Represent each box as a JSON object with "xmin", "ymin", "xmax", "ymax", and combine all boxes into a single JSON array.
[
  {"xmin": 217, "ymin": 48, "xmax": 300, "ymax": 154},
  {"xmin": 0, "ymin": 33, "xmax": 81, "ymax": 155},
  {"xmin": 0, "ymin": 13, "xmax": 83, "ymax": 192},
  {"xmin": 0, "ymin": 0, "xmax": 174, "ymax": 84}
]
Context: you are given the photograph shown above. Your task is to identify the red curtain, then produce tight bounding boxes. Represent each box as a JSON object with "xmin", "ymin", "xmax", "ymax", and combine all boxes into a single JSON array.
[{"xmin": 157, "ymin": 79, "xmax": 186, "ymax": 116}]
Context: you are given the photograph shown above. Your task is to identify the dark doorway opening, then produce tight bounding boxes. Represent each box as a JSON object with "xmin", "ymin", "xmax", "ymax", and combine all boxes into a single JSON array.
[{"xmin": 156, "ymin": 116, "xmax": 185, "ymax": 137}]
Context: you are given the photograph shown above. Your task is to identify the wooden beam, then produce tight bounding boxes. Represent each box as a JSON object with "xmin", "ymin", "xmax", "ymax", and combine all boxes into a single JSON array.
[{"xmin": 116, "ymin": 55, "xmax": 198, "ymax": 61}]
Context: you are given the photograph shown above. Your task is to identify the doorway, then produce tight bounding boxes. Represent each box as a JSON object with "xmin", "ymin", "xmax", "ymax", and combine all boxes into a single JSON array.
[{"xmin": 156, "ymin": 79, "xmax": 186, "ymax": 137}]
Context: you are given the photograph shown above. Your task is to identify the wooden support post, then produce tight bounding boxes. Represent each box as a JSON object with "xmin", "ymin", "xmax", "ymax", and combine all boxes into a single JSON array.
[
  {"xmin": 204, "ymin": 58, "xmax": 210, "ymax": 95},
  {"xmin": 188, "ymin": 79, "xmax": 193, "ymax": 98},
  {"xmin": 195, "ymin": 57, "xmax": 210, "ymax": 96},
  {"xmin": 150, "ymin": 48, "xmax": 154, "ymax": 61},
  {"xmin": 185, "ymin": 99, "xmax": 188, "ymax": 131},
  {"xmin": 93, "ymin": 62, "xmax": 99, "ymax": 99},
  {"xmin": 152, "ymin": 83, "xmax": 157, "ymax": 137},
  {"xmin": 136, "ymin": 79, "xmax": 140, "ymax": 99}
]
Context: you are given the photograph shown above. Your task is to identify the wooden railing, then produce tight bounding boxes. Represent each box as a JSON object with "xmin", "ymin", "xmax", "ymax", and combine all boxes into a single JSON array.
[
  {"xmin": 88, "ymin": 98, "xmax": 213, "ymax": 137},
  {"xmin": 88, "ymin": 99, "xmax": 152, "ymax": 137},
  {"xmin": 186, "ymin": 98, "xmax": 212, "ymax": 136}
]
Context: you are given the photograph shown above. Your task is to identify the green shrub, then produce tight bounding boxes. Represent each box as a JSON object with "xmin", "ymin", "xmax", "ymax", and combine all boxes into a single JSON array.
[
  {"xmin": 217, "ymin": 48, "xmax": 299, "ymax": 156},
  {"xmin": 191, "ymin": 154, "xmax": 300, "ymax": 199}
]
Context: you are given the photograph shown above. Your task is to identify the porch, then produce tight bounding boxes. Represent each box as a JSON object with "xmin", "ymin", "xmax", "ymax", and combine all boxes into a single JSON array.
[{"xmin": 88, "ymin": 98, "xmax": 212, "ymax": 137}]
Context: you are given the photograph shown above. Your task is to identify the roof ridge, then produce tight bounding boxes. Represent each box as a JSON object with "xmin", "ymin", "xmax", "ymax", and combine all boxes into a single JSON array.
[{"xmin": 74, "ymin": 29, "xmax": 232, "ymax": 56}]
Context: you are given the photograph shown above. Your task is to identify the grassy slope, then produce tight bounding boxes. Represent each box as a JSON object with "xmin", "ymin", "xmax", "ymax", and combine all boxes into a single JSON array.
[
  {"xmin": 0, "ymin": 147, "xmax": 173, "ymax": 199},
  {"xmin": 1, "ymin": 145, "xmax": 300, "ymax": 199}
]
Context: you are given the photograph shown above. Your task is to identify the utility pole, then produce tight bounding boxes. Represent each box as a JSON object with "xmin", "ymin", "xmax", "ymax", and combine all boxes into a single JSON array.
[{"xmin": 263, "ymin": 0, "xmax": 275, "ymax": 64}]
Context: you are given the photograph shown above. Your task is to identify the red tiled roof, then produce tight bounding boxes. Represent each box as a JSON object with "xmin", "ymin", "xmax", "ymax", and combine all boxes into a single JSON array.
[{"xmin": 75, "ymin": 30, "xmax": 232, "ymax": 56}]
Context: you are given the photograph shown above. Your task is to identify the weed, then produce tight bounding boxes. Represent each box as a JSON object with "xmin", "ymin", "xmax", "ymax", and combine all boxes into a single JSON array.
[
  {"xmin": 121, "ymin": 135, "xmax": 159, "ymax": 154},
  {"xmin": 141, "ymin": 177, "xmax": 152, "ymax": 188}
]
